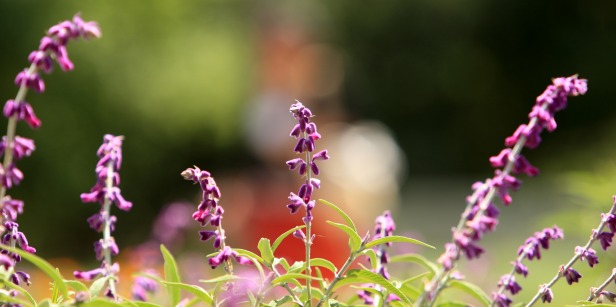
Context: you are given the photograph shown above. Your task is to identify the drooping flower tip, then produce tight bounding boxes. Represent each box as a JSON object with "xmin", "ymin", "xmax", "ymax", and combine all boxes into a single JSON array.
[
  {"xmin": 575, "ymin": 246, "xmax": 599, "ymax": 268},
  {"xmin": 560, "ymin": 266, "xmax": 582, "ymax": 285}
]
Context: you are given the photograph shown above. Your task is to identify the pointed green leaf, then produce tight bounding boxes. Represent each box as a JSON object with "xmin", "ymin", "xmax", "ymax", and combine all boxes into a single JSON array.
[
  {"xmin": 448, "ymin": 280, "xmax": 490, "ymax": 307},
  {"xmin": 232, "ymin": 248, "xmax": 264, "ymax": 264},
  {"xmin": 271, "ymin": 273, "xmax": 320, "ymax": 285},
  {"xmin": 390, "ymin": 253, "xmax": 439, "ymax": 275},
  {"xmin": 314, "ymin": 267, "xmax": 327, "ymax": 289},
  {"xmin": 347, "ymin": 269, "xmax": 412, "ymax": 305},
  {"xmin": 88, "ymin": 276, "xmax": 109, "ymax": 298},
  {"xmin": 258, "ymin": 238, "xmax": 275, "ymax": 264},
  {"xmin": 436, "ymin": 301, "xmax": 470, "ymax": 307},
  {"xmin": 364, "ymin": 235, "xmax": 434, "ymax": 249},
  {"xmin": 77, "ymin": 298, "xmax": 125, "ymax": 307},
  {"xmin": 360, "ymin": 249, "xmax": 378, "ymax": 270},
  {"xmin": 272, "ymin": 225, "xmax": 306, "ymax": 253},
  {"xmin": 199, "ymin": 274, "xmax": 240, "ymax": 283},
  {"xmin": 319, "ymin": 199, "xmax": 356, "ymax": 232},
  {"xmin": 326, "ymin": 221, "xmax": 362, "ymax": 251},
  {"xmin": 233, "ymin": 248, "xmax": 266, "ymax": 283},
  {"xmin": 273, "ymin": 257, "xmax": 290, "ymax": 271},
  {"xmin": 64, "ymin": 279, "xmax": 89, "ymax": 293},
  {"xmin": 161, "ymin": 281, "xmax": 213, "ymax": 305},
  {"xmin": 1, "ymin": 278, "xmax": 36, "ymax": 306},
  {"xmin": 0, "ymin": 244, "xmax": 68, "ymax": 300},
  {"xmin": 160, "ymin": 244, "xmax": 181, "ymax": 306},
  {"xmin": 310, "ymin": 258, "xmax": 337, "ymax": 275},
  {"xmin": 132, "ymin": 302, "xmax": 164, "ymax": 307},
  {"xmin": 402, "ymin": 271, "xmax": 431, "ymax": 284},
  {"xmin": 288, "ymin": 261, "xmax": 305, "ymax": 273}
]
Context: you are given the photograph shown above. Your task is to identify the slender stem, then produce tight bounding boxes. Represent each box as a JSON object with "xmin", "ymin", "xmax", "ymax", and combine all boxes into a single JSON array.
[
  {"xmin": 304, "ymin": 140, "xmax": 313, "ymax": 306},
  {"xmin": 526, "ymin": 202, "xmax": 616, "ymax": 306},
  {"xmin": 103, "ymin": 161, "xmax": 117, "ymax": 299},
  {"xmin": 587, "ymin": 268, "xmax": 616, "ymax": 301},
  {"xmin": 0, "ymin": 64, "xmax": 37, "ymax": 216},
  {"xmin": 316, "ymin": 251, "xmax": 359, "ymax": 306},
  {"xmin": 490, "ymin": 242, "xmax": 534, "ymax": 307},
  {"xmin": 268, "ymin": 264, "xmax": 304, "ymax": 306}
]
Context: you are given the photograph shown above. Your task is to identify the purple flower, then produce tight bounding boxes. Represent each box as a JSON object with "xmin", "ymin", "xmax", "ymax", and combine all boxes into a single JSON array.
[
  {"xmin": 3, "ymin": 100, "xmax": 42, "ymax": 128},
  {"xmin": 512, "ymin": 261, "xmax": 528, "ymax": 277},
  {"xmin": 560, "ymin": 266, "xmax": 582, "ymax": 285},
  {"xmin": 15, "ymin": 69, "xmax": 45, "ymax": 93},
  {"xmin": 131, "ymin": 271, "xmax": 159, "ymax": 301},
  {"xmin": 595, "ymin": 230, "xmax": 614, "ymax": 251},
  {"xmin": 539, "ymin": 285, "xmax": 553, "ymax": 303},
  {"xmin": 208, "ymin": 246, "xmax": 252, "ymax": 269},
  {"xmin": 498, "ymin": 275, "xmax": 522, "ymax": 295},
  {"xmin": 492, "ymin": 293, "xmax": 512, "ymax": 307},
  {"xmin": 576, "ymin": 246, "xmax": 599, "ymax": 268},
  {"xmin": 603, "ymin": 212, "xmax": 616, "ymax": 233}
]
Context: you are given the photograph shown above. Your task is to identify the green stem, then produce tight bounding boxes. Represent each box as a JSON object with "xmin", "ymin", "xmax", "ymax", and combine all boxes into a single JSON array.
[
  {"xmin": 102, "ymin": 161, "xmax": 117, "ymax": 299},
  {"xmin": 316, "ymin": 250, "xmax": 359, "ymax": 306}
]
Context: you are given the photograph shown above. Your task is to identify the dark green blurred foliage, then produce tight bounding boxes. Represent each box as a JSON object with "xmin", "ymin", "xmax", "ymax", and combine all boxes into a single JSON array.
[{"xmin": 1, "ymin": 0, "xmax": 616, "ymax": 264}]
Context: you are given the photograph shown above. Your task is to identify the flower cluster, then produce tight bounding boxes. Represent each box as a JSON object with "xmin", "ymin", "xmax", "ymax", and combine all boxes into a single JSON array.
[
  {"xmin": 437, "ymin": 76, "xmax": 587, "ymax": 272},
  {"xmin": 181, "ymin": 166, "xmax": 250, "ymax": 270},
  {"xmin": 0, "ymin": 14, "xmax": 101, "ymax": 289},
  {"xmin": 492, "ymin": 226, "xmax": 564, "ymax": 306},
  {"xmin": 74, "ymin": 135, "xmax": 130, "ymax": 300},
  {"xmin": 358, "ymin": 211, "xmax": 400, "ymax": 305},
  {"xmin": 286, "ymin": 101, "xmax": 329, "ymax": 224}
]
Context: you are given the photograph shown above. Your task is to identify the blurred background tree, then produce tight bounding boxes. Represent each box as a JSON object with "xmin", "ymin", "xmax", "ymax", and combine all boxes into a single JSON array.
[{"xmin": 1, "ymin": 0, "xmax": 616, "ymax": 303}]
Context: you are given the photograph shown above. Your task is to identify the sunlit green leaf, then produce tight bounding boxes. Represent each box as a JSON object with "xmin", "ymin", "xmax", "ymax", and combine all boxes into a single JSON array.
[
  {"xmin": 319, "ymin": 199, "xmax": 357, "ymax": 232},
  {"xmin": 258, "ymin": 238, "xmax": 275, "ymax": 264},
  {"xmin": 326, "ymin": 221, "xmax": 362, "ymax": 251},
  {"xmin": 390, "ymin": 253, "xmax": 439, "ymax": 275},
  {"xmin": 272, "ymin": 225, "xmax": 306, "ymax": 253},
  {"xmin": 232, "ymin": 248, "xmax": 264, "ymax": 264},
  {"xmin": 364, "ymin": 236, "xmax": 434, "ymax": 249},
  {"xmin": 88, "ymin": 276, "xmax": 109, "ymax": 298},
  {"xmin": 437, "ymin": 301, "xmax": 471, "ymax": 307},
  {"xmin": 360, "ymin": 248, "xmax": 378, "ymax": 271},
  {"xmin": 310, "ymin": 258, "xmax": 337, "ymax": 275},
  {"xmin": 0, "ymin": 244, "xmax": 69, "ymax": 300},
  {"xmin": 160, "ymin": 244, "xmax": 181, "ymax": 306},
  {"xmin": 64, "ymin": 279, "xmax": 89, "ymax": 293},
  {"xmin": 288, "ymin": 261, "xmax": 305, "ymax": 273},
  {"xmin": 162, "ymin": 281, "xmax": 213, "ymax": 305},
  {"xmin": 1, "ymin": 278, "xmax": 36, "ymax": 306},
  {"xmin": 77, "ymin": 298, "xmax": 125, "ymax": 307},
  {"xmin": 271, "ymin": 273, "xmax": 320, "ymax": 285},
  {"xmin": 448, "ymin": 280, "xmax": 490, "ymax": 306},
  {"xmin": 199, "ymin": 274, "xmax": 240, "ymax": 284},
  {"xmin": 346, "ymin": 269, "xmax": 411, "ymax": 304}
]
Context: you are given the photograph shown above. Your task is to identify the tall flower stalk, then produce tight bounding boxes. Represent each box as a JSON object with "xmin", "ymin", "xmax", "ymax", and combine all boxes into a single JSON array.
[
  {"xmin": 0, "ymin": 14, "xmax": 101, "ymax": 289},
  {"xmin": 74, "ymin": 135, "xmax": 132, "ymax": 300},
  {"xmin": 286, "ymin": 101, "xmax": 329, "ymax": 305},
  {"xmin": 417, "ymin": 75, "xmax": 588, "ymax": 306}
]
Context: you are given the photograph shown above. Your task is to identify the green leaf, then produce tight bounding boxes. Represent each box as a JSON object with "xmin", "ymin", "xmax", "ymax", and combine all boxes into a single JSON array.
[
  {"xmin": 89, "ymin": 276, "xmax": 109, "ymax": 298},
  {"xmin": 319, "ymin": 199, "xmax": 357, "ymax": 232},
  {"xmin": 346, "ymin": 269, "xmax": 412, "ymax": 305},
  {"xmin": 0, "ymin": 287, "xmax": 33, "ymax": 307},
  {"xmin": 271, "ymin": 273, "xmax": 320, "ymax": 285},
  {"xmin": 310, "ymin": 258, "xmax": 337, "ymax": 275},
  {"xmin": 161, "ymin": 281, "xmax": 213, "ymax": 305},
  {"xmin": 360, "ymin": 249, "xmax": 378, "ymax": 270},
  {"xmin": 160, "ymin": 244, "xmax": 181, "ymax": 306},
  {"xmin": 233, "ymin": 248, "xmax": 266, "ymax": 283},
  {"xmin": 364, "ymin": 235, "xmax": 434, "ymax": 249},
  {"xmin": 288, "ymin": 261, "xmax": 305, "ymax": 273},
  {"xmin": 1, "ymin": 278, "xmax": 37, "ymax": 306},
  {"xmin": 232, "ymin": 248, "xmax": 264, "ymax": 265},
  {"xmin": 436, "ymin": 301, "xmax": 471, "ymax": 307},
  {"xmin": 272, "ymin": 225, "xmax": 306, "ymax": 253},
  {"xmin": 273, "ymin": 258, "xmax": 290, "ymax": 271},
  {"xmin": 258, "ymin": 238, "xmax": 275, "ymax": 264},
  {"xmin": 0, "ymin": 244, "xmax": 69, "ymax": 300},
  {"xmin": 399, "ymin": 282, "xmax": 420, "ymax": 301},
  {"xmin": 402, "ymin": 271, "xmax": 431, "ymax": 284},
  {"xmin": 77, "ymin": 298, "xmax": 126, "ymax": 307},
  {"xmin": 199, "ymin": 274, "xmax": 240, "ymax": 284},
  {"xmin": 132, "ymin": 302, "xmax": 164, "ymax": 307},
  {"xmin": 326, "ymin": 221, "xmax": 362, "ymax": 252},
  {"xmin": 314, "ymin": 267, "xmax": 327, "ymax": 289},
  {"xmin": 390, "ymin": 253, "xmax": 439, "ymax": 275},
  {"xmin": 64, "ymin": 279, "xmax": 89, "ymax": 293},
  {"xmin": 448, "ymin": 280, "xmax": 490, "ymax": 307}
]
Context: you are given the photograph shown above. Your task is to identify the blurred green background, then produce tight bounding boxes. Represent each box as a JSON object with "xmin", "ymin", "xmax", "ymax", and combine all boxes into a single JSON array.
[{"xmin": 2, "ymin": 0, "xmax": 616, "ymax": 304}]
